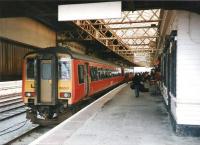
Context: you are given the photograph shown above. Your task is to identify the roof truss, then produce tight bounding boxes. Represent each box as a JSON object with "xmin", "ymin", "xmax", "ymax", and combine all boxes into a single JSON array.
[{"xmin": 58, "ymin": 9, "xmax": 161, "ymax": 66}]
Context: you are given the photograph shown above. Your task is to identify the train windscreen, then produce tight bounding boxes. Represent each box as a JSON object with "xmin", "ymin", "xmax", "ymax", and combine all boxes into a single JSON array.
[
  {"xmin": 26, "ymin": 58, "xmax": 35, "ymax": 79},
  {"xmin": 58, "ymin": 61, "xmax": 71, "ymax": 80}
]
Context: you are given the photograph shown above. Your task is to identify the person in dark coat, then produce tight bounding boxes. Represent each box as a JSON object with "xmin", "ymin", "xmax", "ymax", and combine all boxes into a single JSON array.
[{"xmin": 132, "ymin": 73, "xmax": 141, "ymax": 97}]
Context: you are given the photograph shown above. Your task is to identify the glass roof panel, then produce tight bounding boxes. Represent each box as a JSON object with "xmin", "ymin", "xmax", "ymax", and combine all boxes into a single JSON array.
[{"xmin": 102, "ymin": 9, "xmax": 161, "ymax": 66}]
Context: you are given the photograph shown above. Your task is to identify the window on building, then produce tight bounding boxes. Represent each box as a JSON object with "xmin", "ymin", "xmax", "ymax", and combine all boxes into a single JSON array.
[{"xmin": 170, "ymin": 42, "xmax": 177, "ymax": 97}]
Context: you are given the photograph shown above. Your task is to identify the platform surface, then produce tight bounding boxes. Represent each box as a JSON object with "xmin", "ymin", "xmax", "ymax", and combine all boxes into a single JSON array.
[{"xmin": 31, "ymin": 84, "xmax": 200, "ymax": 145}]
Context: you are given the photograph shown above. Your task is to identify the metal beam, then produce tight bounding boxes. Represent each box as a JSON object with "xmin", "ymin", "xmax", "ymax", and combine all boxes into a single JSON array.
[
  {"xmin": 124, "ymin": 43, "xmax": 150, "ymax": 46},
  {"xmin": 73, "ymin": 20, "xmax": 133, "ymax": 63},
  {"xmin": 98, "ymin": 36, "xmax": 158, "ymax": 40},
  {"xmin": 83, "ymin": 20, "xmax": 161, "ymax": 26},
  {"xmin": 57, "ymin": 30, "xmax": 93, "ymax": 42},
  {"xmin": 107, "ymin": 44, "xmax": 150, "ymax": 46},
  {"xmin": 116, "ymin": 49, "xmax": 158, "ymax": 52},
  {"xmin": 99, "ymin": 25, "xmax": 158, "ymax": 31}
]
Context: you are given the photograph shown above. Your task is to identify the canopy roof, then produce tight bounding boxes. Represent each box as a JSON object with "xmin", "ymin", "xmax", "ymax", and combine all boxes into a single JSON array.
[{"xmin": 102, "ymin": 9, "xmax": 161, "ymax": 66}]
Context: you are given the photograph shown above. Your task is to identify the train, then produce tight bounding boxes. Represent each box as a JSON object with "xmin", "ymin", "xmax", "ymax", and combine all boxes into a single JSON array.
[{"xmin": 22, "ymin": 47, "xmax": 133, "ymax": 125}]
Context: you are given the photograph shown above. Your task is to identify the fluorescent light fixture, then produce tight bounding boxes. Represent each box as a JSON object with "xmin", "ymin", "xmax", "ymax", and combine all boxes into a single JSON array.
[{"xmin": 58, "ymin": 1, "xmax": 121, "ymax": 21}]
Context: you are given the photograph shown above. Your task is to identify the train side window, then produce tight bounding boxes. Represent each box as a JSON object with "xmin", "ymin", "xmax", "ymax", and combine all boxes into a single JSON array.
[
  {"xmin": 26, "ymin": 58, "xmax": 35, "ymax": 79},
  {"xmin": 111, "ymin": 70, "xmax": 117, "ymax": 77},
  {"xmin": 90, "ymin": 67, "xmax": 95, "ymax": 81},
  {"xmin": 58, "ymin": 61, "xmax": 70, "ymax": 80},
  {"xmin": 98, "ymin": 68, "xmax": 101, "ymax": 80},
  {"xmin": 101, "ymin": 69, "xmax": 104, "ymax": 79},
  {"xmin": 94, "ymin": 67, "xmax": 98, "ymax": 80},
  {"xmin": 101, "ymin": 68, "xmax": 105, "ymax": 79},
  {"xmin": 117, "ymin": 67, "xmax": 121, "ymax": 76},
  {"xmin": 90, "ymin": 67, "xmax": 98, "ymax": 81},
  {"xmin": 78, "ymin": 65, "xmax": 84, "ymax": 84},
  {"xmin": 108, "ymin": 69, "xmax": 112, "ymax": 78},
  {"xmin": 105, "ymin": 69, "xmax": 108, "ymax": 78}
]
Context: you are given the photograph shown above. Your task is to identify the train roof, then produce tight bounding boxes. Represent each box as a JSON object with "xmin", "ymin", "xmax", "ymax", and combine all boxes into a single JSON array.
[{"xmin": 25, "ymin": 47, "xmax": 120, "ymax": 67}]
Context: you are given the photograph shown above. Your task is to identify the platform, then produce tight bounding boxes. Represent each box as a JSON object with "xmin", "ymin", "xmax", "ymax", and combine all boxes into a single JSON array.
[{"xmin": 30, "ymin": 84, "xmax": 200, "ymax": 145}]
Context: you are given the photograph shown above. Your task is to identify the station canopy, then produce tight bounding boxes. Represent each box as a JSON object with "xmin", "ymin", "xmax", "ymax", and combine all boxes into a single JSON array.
[
  {"xmin": 102, "ymin": 9, "xmax": 161, "ymax": 66},
  {"xmin": 73, "ymin": 9, "xmax": 161, "ymax": 67}
]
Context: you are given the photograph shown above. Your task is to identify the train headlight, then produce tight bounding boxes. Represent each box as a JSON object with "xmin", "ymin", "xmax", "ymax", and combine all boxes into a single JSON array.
[
  {"xmin": 64, "ymin": 93, "xmax": 68, "ymax": 98},
  {"xmin": 26, "ymin": 92, "xmax": 31, "ymax": 97},
  {"xmin": 60, "ymin": 92, "xmax": 71, "ymax": 98},
  {"xmin": 25, "ymin": 92, "xmax": 35, "ymax": 97}
]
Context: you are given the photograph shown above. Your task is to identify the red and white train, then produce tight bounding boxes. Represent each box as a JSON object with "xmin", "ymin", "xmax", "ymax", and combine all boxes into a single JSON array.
[{"xmin": 22, "ymin": 47, "xmax": 132, "ymax": 125}]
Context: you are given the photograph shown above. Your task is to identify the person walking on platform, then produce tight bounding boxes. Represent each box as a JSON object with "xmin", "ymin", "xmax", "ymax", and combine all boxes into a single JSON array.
[{"xmin": 132, "ymin": 73, "xmax": 141, "ymax": 97}]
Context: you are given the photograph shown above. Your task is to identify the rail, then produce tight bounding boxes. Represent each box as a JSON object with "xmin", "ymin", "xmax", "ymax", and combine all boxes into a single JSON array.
[{"xmin": 0, "ymin": 80, "xmax": 22, "ymax": 96}]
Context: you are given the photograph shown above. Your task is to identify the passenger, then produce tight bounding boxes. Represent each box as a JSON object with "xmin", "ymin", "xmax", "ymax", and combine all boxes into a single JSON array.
[{"xmin": 132, "ymin": 73, "xmax": 141, "ymax": 97}]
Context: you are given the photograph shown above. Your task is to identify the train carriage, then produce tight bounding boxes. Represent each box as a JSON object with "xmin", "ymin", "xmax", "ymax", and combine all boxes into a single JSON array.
[{"xmin": 22, "ymin": 47, "xmax": 125, "ymax": 124}]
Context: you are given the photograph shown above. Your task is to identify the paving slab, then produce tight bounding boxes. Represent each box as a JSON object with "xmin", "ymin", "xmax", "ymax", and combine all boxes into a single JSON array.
[{"xmin": 30, "ymin": 84, "xmax": 200, "ymax": 145}]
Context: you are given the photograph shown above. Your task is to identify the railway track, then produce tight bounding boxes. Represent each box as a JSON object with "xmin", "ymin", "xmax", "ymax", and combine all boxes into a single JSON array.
[
  {"xmin": 1, "ymin": 84, "xmax": 121, "ymax": 144},
  {"xmin": 0, "ymin": 94, "xmax": 25, "ymax": 121},
  {"xmin": 0, "ymin": 81, "xmax": 22, "ymax": 97},
  {"xmin": 3, "ymin": 95, "xmax": 100, "ymax": 144},
  {"xmin": 3, "ymin": 125, "xmax": 41, "ymax": 145}
]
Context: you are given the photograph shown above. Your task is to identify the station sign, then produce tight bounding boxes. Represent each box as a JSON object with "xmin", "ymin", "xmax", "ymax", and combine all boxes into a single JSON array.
[{"xmin": 58, "ymin": 1, "xmax": 121, "ymax": 21}]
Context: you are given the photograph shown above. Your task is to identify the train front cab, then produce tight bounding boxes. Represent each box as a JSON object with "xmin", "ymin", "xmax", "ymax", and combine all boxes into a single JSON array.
[{"xmin": 23, "ymin": 52, "xmax": 73, "ymax": 119}]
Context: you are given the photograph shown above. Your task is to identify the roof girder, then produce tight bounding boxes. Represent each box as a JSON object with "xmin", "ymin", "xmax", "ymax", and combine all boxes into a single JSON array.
[
  {"xmin": 59, "ymin": 9, "xmax": 161, "ymax": 66},
  {"xmin": 79, "ymin": 20, "xmax": 161, "ymax": 26},
  {"xmin": 101, "ymin": 9, "xmax": 161, "ymax": 66},
  {"xmin": 73, "ymin": 20, "xmax": 134, "ymax": 63},
  {"xmin": 57, "ymin": 30, "xmax": 93, "ymax": 42}
]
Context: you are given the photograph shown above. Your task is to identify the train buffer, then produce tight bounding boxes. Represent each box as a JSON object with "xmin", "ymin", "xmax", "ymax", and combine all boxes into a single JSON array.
[{"xmin": 30, "ymin": 84, "xmax": 199, "ymax": 145}]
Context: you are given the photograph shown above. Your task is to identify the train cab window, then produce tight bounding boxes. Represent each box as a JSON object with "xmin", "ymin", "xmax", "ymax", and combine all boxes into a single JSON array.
[
  {"xmin": 41, "ymin": 63, "xmax": 51, "ymax": 80},
  {"xmin": 58, "ymin": 61, "xmax": 70, "ymax": 80},
  {"xmin": 78, "ymin": 65, "xmax": 84, "ymax": 84},
  {"xmin": 26, "ymin": 58, "xmax": 35, "ymax": 79}
]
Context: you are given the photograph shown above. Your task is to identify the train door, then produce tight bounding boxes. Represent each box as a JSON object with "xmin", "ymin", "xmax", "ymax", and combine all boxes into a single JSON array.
[
  {"xmin": 40, "ymin": 60, "xmax": 52, "ymax": 103},
  {"xmin": 84, "ymin": 63, "xmax": 90, "ymax": 96},
  {"xmin": 36, "ymin": 55, "xmax": 57, "ymax": 105}
]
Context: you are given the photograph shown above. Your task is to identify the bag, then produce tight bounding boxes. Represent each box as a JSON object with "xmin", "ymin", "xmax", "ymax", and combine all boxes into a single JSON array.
[{"xmin": 130, "ymin": 82, "xmax": 135, "ymax": 89}]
